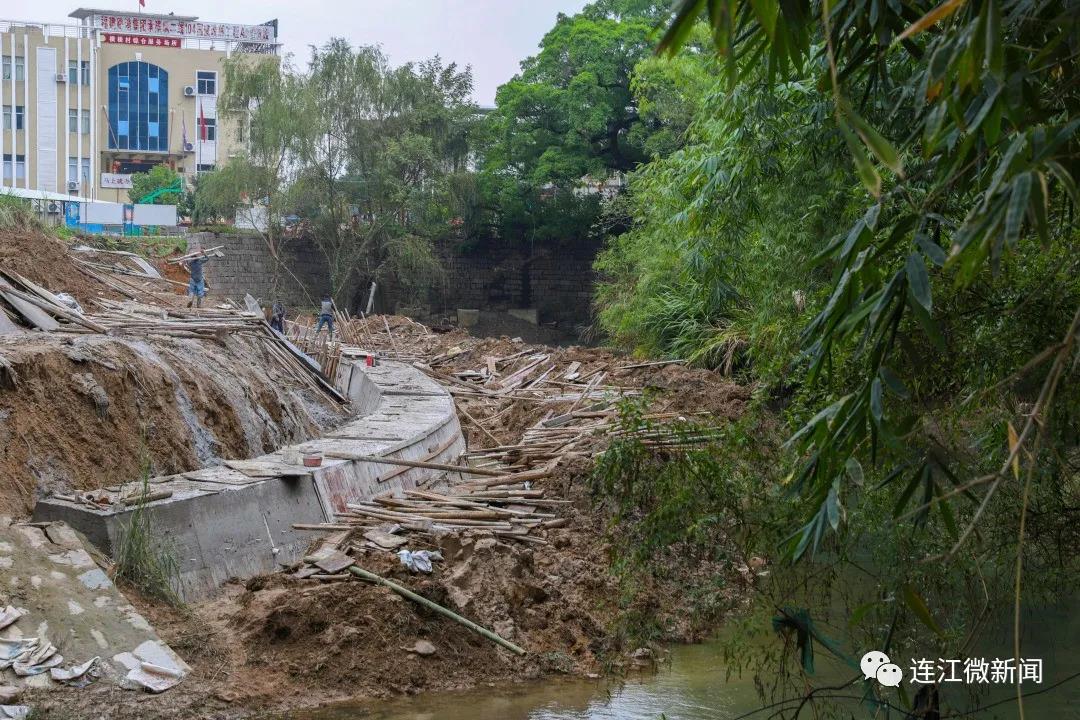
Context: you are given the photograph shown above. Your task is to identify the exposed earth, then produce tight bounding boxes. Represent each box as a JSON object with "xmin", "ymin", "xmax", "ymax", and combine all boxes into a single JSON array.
[{"xmin": 1, "ymin": 229, "xmax": 758, "ymax": 719}]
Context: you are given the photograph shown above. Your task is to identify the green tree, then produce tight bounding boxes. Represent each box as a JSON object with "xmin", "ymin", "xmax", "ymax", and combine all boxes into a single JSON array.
[
  {"xmin": 475, "ymin": 0, "xmax": 671, "ymax": 247},
  {"xmin": 128, "ymin": 164, "xmax": 182, "ymax": 205},
  {"xmin": 214, "ymin": 42, "xmax": 476, "ymax": 307}
]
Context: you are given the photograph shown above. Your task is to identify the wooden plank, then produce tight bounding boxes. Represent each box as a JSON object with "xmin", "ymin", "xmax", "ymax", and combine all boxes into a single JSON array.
[
  {"xmin": 321, "ymin": 448, "xmax": 503, "ymax": 478},
  {"xmin": 0, "ymin": 285, "xmax": 59, "ymax": 331},
  {"xmin": 0, "ymin": 307, "xmax": 25, "ymax": 335}
]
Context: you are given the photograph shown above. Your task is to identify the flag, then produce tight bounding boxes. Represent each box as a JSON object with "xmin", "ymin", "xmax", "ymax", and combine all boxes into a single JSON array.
[
  {"xmin": 139, "ymin": 0, "xmax": 146, "ymax": 7},
  {"xmin": 181, "ymin": 113, "xmax": 188, "ymax": 147},
  {"xmin": 199, "ymin": 102, "xmax": 207, "ymax": 141}
]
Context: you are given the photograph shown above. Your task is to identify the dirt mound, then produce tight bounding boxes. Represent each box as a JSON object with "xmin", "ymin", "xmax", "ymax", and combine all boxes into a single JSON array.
[
  {"xmin": 0, "ymin": 332, "xmax": 346, "ymax": 515},
  {"xmin": 0, "ymin": 229, "xmax": 121, "ymax": 308}
]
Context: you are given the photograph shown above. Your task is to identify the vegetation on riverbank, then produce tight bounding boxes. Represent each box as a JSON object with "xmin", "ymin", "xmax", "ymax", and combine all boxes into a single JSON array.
[
  {"xmin": 101, "ymin": 0, "xmax": 1079, "ymax": 714},
  {"xmin": 586, "ymin": 0, "xmax": 1080, "ymax": 716}
]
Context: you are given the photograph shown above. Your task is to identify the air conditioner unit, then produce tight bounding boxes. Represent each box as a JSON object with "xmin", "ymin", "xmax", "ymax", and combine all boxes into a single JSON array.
[
  {"xmin": 55, "ymin": 73, "xmax": 67, "ymax": 83},
  {"xmin": 183, "ymin": 85, "xmax": 196, "ymax": 96},
  {"xmin": 46, "ymin": 201, "xmax": 61, "ymax": 214},
  {"xmin": 67, "ymin": 181, "xmax": 79, "ymax": 191},
  {"xmin": 183, "ymin": 142, "xmax": 195, "ymax": 152}
]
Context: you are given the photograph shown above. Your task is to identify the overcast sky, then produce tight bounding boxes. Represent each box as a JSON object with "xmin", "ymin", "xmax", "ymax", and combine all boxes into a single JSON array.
[{"xmin": 6, "ymin": 1, "xmax": 590, "ymax": 104}]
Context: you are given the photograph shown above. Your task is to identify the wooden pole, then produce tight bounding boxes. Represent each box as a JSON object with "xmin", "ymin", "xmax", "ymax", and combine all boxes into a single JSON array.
[
  {"xmin": 346, "ymin": 565, "xmax": 526, "ymax": 656},
  {"xmin": 321, "ymin": 452, "xmax": 507, "ymax": 477}
]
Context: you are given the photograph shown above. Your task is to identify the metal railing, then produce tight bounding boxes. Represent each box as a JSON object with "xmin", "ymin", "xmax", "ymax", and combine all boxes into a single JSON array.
[
  {"xmin": 0, "ymin": 19, "xmax": 280, "ymax": 55},
  {"xmin": 0, "ymin": 19, "xmax": 93, "ymax": 39}
]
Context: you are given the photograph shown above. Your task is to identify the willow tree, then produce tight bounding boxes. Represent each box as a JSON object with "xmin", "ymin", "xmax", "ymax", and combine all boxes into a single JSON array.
[
  {"xmin": 288, "ymin": 41, "xmax": 475, "ymax": 306},
  {"xmin": 208, "ymin": 42, "xmax": 477, "ymax": 307}
]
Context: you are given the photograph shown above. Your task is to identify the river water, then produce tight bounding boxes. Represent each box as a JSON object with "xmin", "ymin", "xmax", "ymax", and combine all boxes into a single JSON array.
[{"xmin": 288, "ymin": 604, "xmax": 1080, "ymax": 720}]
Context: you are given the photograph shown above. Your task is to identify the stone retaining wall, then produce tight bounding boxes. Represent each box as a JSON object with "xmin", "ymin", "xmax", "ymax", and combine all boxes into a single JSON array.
[
  {"xmin": 184, "ymin": 230, "xmax": 599, "ymax": 328},
  {"xmin": 186, "ymin": 231, "xmax": 332, "ymax": 311}
]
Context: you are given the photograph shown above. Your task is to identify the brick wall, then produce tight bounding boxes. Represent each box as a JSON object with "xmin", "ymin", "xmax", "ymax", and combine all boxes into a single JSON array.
[
  {"xmin": 421, "ymin": 238, "xmax": 601, "ymax": 328},
  {"xmin": 189, "ymin": 231, "xmax": 331, "ymax": 312},
  {"xmin": 190, "ymin": 231, "xmax": 599, "ymax": 327}
]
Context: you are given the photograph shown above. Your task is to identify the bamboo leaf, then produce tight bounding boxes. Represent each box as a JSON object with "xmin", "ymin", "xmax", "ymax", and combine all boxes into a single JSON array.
[
  {"xmin": 901, "ymin": 584, "xmax": 945, "ymax": 637},
  {"xmin": 879, "ymin": 366, "xmax": 910, "ymax": 398},
  {"xmin": 905, "ymin": 253, "xmax": 932, "ymax": 312},
  {"xmin": 870, "ymin": 377, "xmax": 884, "ymax": 424},
  {"xmin": 1004, "ymin": 173, "xmax": 1031, "ymax": 249},
  {"xmin": 658, "ymin": 0, "xmax": 707, "ymax": 56},
  {"xmin": 839, "ymin": 120, "xmax": 882, "ymax": 197},
  {"xmin": 908, "ymin": 297, "xmax": 946, "ymax": 350},
  {"xmin": 843, "ymin": 104, "xmax": 904, "ymax": 176},
  {"xmin": 849, "ymin": 600, "xmax": 879, "ymax": 627},
  {"xmin": 896, "ymin": 0, "xmax": 967, "ymax": 42},
  {"xmin": 845, "ymin": 457, "xmax": 865, "ymax": 486},
  {"xmin": 826, "ymin": 481, "xmax": 841, "ymax": 530},
  {"xmin": 915, "ymin": 232, "xmax": 947, "ymax": 267}
]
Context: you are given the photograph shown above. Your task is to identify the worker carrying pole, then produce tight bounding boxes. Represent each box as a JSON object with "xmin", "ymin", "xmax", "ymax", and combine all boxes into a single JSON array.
[
  {"xmin": 180, "ymin": 242, "xmax": 214, "ymax": 309},
  {"xmin": 167, "ymin": 242, "xmax": 224, "ymax": 310}
]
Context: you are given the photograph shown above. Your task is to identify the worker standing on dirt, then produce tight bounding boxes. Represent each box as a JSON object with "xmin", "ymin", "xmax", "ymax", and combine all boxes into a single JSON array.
[
  {"xmin": 315, "ymin": 296, "xmax": 335, "ymax": 337},
  {"xmin": 270, "ymin": 300, "xmax": 286, "ymax": 333},
  {"xmin": 184, "ymin": 248, "xmax": 212, "ymax": 309}
]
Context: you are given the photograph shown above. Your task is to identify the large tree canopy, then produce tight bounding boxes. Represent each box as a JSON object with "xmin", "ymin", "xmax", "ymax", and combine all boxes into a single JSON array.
[{"xmin": 205, "ymin": 42, "xmax": 477, "ymax": 306}]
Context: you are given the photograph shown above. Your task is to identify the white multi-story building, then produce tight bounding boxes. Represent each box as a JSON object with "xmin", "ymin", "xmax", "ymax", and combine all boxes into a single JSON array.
[{"xmin": 0, "ymin": 8, "xmax": 277, "ymax": 203}]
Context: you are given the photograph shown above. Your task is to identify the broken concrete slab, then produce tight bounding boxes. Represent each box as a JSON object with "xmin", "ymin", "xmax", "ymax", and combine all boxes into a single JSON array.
[
  {"xmin": 0, "ymin": 519, "xmax": 188, "ymax": 693},
  {"xmin": 33, "ymin": 357, "xmax": 465, "ymax": 601}
]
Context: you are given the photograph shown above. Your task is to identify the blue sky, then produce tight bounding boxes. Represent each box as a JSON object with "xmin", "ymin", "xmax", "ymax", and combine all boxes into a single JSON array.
[{"xmin": 6, "ymin": 0, "xmax": 590, "ymax": 104}]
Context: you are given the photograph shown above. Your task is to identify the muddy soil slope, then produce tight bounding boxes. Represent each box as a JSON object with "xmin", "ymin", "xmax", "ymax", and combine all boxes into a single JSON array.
[
  {"xmin": 27, "ymin": 315, "xmax": 757, "ymax": 719},
  {"xmin": 0, "ymin": 229, "xmax": 347, "ymax": 514},
  {"xmin": 0, "ymin": 332, "xmax": 345, "ymax": 515}
]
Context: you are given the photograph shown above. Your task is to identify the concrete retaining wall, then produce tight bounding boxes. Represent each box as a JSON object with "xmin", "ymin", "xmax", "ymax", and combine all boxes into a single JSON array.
[{"xmin": 33, "ymin": 354, "xmax": 465, "ymax": 600}]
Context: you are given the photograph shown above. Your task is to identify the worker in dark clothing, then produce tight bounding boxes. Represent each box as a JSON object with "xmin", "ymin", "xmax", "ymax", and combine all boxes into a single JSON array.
[
  {"xmin": 185, "ymin": 256, "xmax": 209, "ymax": 308},
  {"xmin": 315, "ymin": 296, "xmax": 335, "ymax": 337},
  {"xmin": 270, "ymin": 301, "xmax": 286, "ymax": 333}
]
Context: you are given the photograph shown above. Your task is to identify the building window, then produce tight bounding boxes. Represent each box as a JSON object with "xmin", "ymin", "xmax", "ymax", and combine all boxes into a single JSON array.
[
  {"xmin": 67, "ymin": 109, "xmax": 90, "ymax": 134},
  {"xmin": 2, "ymin": 155, "xmax": 26, "ymax": 182},
  {"xmin": 2, "ymin": 57, "xmax": 25, "ymax": 82},
  {"xmin": 108, "ymin": 61, "xmax": 169, "ymax": 151},
  {"xmin": 196, "ymin": 71, "xmax": 216, "ymax": 96},
  {"xmin": 196, "ymin": 163, "xmax": 215, "ymax": 173},
  {"xmin": 68, "ymin": 157, "xmax": 90, "ymax": 186},
  {"xmin": 68, "ymin": 60, "xmax": 90, "ymax": 85},
  {"xmin": 2, "ymin": 106, "xmax": 24, "ymax": 131},
  {"xmin": 200, "ymin": 117, "xmax": 217, "ymax": 142}
]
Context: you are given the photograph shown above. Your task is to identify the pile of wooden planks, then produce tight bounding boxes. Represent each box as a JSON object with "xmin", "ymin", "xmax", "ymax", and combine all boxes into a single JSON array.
[
  {"xmin": 284, "ymin": 316, "xmax": 345, "ymax": 379},
  {"xmin": 295, "ymin": 467, "xmax": 567, "ymax": 549},
  {"xmin": 0, "ymin": 269, "xmax": 105, "ymax": 333}
]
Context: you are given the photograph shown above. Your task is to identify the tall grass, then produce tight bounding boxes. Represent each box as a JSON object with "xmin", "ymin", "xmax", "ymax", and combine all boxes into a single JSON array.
[
  {"xmin": 113, "ymin": 462, "xmax": 184, "ymax": 607},
  {"xmin": 0, "ymin": 196, "xmax": 48, "ymax": 233}
]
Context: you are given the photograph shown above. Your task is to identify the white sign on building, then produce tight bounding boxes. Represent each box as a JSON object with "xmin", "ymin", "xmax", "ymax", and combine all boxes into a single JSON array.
[{"xmin": 101, "ymin": 173, "xmax": 133, "ymax": 189}]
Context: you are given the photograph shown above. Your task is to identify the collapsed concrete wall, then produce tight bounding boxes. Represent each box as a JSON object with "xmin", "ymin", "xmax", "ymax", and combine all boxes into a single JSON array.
[{"xmin": 32, "ymin": 354, "xmax": 466, "ymax": 601}]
